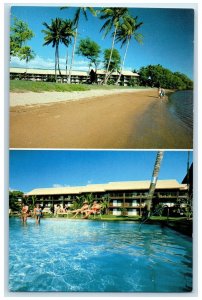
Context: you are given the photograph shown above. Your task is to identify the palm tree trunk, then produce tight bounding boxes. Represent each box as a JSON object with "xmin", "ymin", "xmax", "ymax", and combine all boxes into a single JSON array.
[
  {"xmin": 26, "ymin": 59, "xmax": 28, "ymax": 74},
  {"xmin": 68, "ymin": 27, "xmax": 78, "ymax": 84},
  {"xmin": 57, "ymin": 45, "xmax": 62, "ymax": 80},
  {"xmin": 105, "ymin": 69, "xmax": 114, "ymax": 82},
  {"xmin": 66, "ymin": 48, "xmax": 68, "ymax": 83},
  {"xmin": 146, "ymin": 151, "xmax": 164, "ymax": 216},
  {"xmin": 55, "ymin": 47, "xmax": 57, "ymax": 82},
  {"xmin": 25, "ymin": 59, "xmax": 28, "ymax": 80},
  {"xmin": 115, "ymin": 38, "xmax": 130, "ymax": 85},
  {"xmin": 104, "ymin": 24, "xmax": 118, "ymax": 85}
]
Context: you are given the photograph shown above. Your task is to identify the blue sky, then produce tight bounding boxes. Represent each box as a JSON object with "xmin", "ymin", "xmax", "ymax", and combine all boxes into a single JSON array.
[
  {"xmin": 10, "ymin": 6, "xmax": 194, "ymax": 79},
  {"xmin": 9, "ymin": 150, "xmax": 193, "ymax": 193}
]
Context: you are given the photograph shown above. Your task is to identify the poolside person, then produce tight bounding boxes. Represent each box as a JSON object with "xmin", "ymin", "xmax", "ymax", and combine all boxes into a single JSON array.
[
  {"xmin": 34, "ymin": 204, "xmax": 42, "ymax": 224},
  {"xmin": 82, "ymin": 201, "xmax": 101, "ymax": 219},
  {"xmin": 21, "ymin": 203, "xmax": 29, "ymax": 223},
  {"xmin": 71, "ymin": 201, "xmax": 89, "ymax": 218}
]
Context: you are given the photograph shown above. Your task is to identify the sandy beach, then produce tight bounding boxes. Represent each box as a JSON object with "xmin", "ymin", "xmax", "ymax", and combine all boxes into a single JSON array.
[
  {"xmin": 10, "ymin": 89, "xmax": 193, "ymax": 149},
  {"xmin": 10, "ymin": 88, "xmax": 149, "ymax": 107}
]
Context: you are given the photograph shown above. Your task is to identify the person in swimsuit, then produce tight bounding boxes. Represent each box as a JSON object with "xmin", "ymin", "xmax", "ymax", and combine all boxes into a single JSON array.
[
  {"xmin": 34, "ymin": 204, "xmax": 42, "ymax": 224},
  {"xmin": 71, "ymin": 201, "xmax": 89, "ymax": 218},
  {"xmin": 82, "ymin": 201, "xmax": 101, "ymax": 219},
  {"xmin": 21, "ymin": 203, "xmax": 29, "ymax": 223}
]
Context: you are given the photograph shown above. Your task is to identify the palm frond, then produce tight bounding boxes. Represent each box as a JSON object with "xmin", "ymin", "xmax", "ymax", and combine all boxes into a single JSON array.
[
  {"xmin": 100, "ymin": 19, "xmax": 113, "ymax": 37},
  {"xmin": 87, "ymin": 7, "xmax": 97, "ymax": 16},
  {"xmin": 82, "ymin": 8, "xmax": 88, "ymax": 21},
  {"xmin": 42, "ymin": 22, "xmax": 52, "ymax": 31},
  {"xmin": 133, "ymin": 33, "xmax": 144, "ymax": 44},
  {"xmin": 73, "ymin": 8, "xmax": 81, "ymax": 26},
  {"xmin": 60, "ymin": 7, "xmax": 69, "ymax": 10}
]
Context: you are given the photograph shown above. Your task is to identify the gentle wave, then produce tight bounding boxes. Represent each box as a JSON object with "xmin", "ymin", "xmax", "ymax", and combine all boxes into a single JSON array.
[{"xmin": 167, "ymin": 90, "xmax": 193, "ymax": 129}]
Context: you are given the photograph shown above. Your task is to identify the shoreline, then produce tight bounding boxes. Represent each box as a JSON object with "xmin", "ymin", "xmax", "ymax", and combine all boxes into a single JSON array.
[
  {"xmin": 10, "ymin": 89, "xmax": 192, "ymax": 149},
  {"xmin": 10, "ymin": 88, "xmax": 153, "ymax": 107}
]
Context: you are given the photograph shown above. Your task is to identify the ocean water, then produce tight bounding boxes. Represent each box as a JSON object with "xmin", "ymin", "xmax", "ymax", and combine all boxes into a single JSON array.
[
  {"xmin": 9, "ymin": 218, "xmax": 192, "ymax": 292},
  {"xmin": 167, "ymin": 90, "xmax": 193, "ymax": 129}
]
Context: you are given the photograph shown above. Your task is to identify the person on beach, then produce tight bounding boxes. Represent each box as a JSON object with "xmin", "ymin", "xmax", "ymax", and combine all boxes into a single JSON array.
[
  {"xmin": 158, "ymin": 87, "xmax": 165, "ymax": 99},
  {"xmin": 158, "ymin": 87, "xmax": 162, "ymax": 98},
  {"xmin": 21, "ymin": 203, "xmax": 29, "ymax": 223},
  {"xmin": 82, "ymin": 201, "xmax": 101, "ymax": 219},
  {"xmin": 34, "ymin": 203, "xmax": 42, "ymax": 224},
  {"xmin": 161, "ymin": 88, "xmax": 165, "ymax": 98},
  {"xmin": 71, "ymin": 201, "xmax": 89, "ymax": 218}
]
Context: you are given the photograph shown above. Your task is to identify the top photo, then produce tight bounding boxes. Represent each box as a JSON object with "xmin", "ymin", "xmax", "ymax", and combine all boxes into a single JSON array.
[{"xmin": 9, "ymin": 6, "xmax": 194, "ymax": 149}]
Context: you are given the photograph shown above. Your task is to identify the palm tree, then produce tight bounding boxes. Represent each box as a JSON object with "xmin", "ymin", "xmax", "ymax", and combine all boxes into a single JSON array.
[
  {"xmin": 84, "ymin": 193, "xmax": 94, "ymax": 206},
  {"xmin": 101, "ymin": 194, "xmax": 110, "ymax": 215},
  {"xmin": 146, "ymin": 151, "xmax": 164, "ymax": 217},
  {"xmin": 115, "ymin": 15, "xmax": 143, "ymax": 85},
  {"xmin": 61, "ymin": 7, "xmax": 96, "ymax": 83},
  {"xmin": 99, "ymin": 8, "xmax": 128, "ymax": 84},
  {"xmin": 62, "ymin": 19, "xmax": 75, "ymax": 82},
  {"xmin": 19, "ymin": 46, "xmax": 35, "ymax": 73},
  {"xmin": 42, "ymin": 18, "xmax": 74, "ymax": 82},
  {"xmin": 75, "ymin": 195, "xmax": 85, "ymax": 209}
]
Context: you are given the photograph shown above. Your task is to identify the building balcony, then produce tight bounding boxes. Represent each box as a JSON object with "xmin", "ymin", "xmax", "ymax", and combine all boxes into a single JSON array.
[
  {"xmin": 124, "ymin": 203, "xmax": 145, "ymax": 208},
  {"xmin": 178, "ymin": 195, "xmax": 189, "ymax": 199},
  {"xmin": 124, "ymin": 195, "xmax": 142, "ymax": 199},
  {"xmin": 109, "ymin": 203, "xmax": 145, "ymax": 209},
  {"xmin": 158, "ymin": 195, "xmax": 178, "ymax": 199}
]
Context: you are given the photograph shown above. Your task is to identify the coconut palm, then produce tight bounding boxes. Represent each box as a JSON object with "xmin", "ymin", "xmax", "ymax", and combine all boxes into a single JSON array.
[
  {"xmin": 115, "ymin": 15, "xmax": 143, "ymax": 85},
  {"xmin": 19, "ymin": 46, "xmax": 35, "ymax": 73},
  {"xmin": 42, "ymin": 18, "xmax": 74, "ymax": 82},
  {"xmin": 146, "ymin": 151, "xmax": 164, "ymax": 217},
  {"xmin": 101, "ymin": 194, "xmax": 110, "ymax": 215},
  {"xmin": 61, "ymin": 7, "xmax": 96, "ymax": 83},
  {"xmin": 103, "ymin": 48, "xmax": 121, "ymax": 82},
  {"xmin": 99, "ymin": 8, "xmax": 128, "ymax": 84},
  {"xmin": 84, "ymin": 193, "xmax": 95, "ymax": 206},
  {"xmin": 62, "ymin": 19, "xmax": 75, "ymax": 82}
]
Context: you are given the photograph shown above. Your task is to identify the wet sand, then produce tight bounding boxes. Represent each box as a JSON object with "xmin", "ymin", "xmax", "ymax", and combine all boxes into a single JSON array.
[{"xmin": 10, "ymin": 90, "xmax": 193, "ymax": 149}]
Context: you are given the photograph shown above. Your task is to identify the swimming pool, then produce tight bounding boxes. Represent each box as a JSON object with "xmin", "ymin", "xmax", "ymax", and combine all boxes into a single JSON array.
[{"xmin": 9, "ymin": 218, "xmax": 192, "ymax": 292}]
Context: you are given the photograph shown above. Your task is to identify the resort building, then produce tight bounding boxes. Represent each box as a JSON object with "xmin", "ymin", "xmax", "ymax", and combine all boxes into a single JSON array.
[
  {"xmin": 26, "ymin": 179, "xmax": 189, "ymax": 216},
  {"xmin": 10, "ymin": 67, "xmax": 139, "ymax": 86}
]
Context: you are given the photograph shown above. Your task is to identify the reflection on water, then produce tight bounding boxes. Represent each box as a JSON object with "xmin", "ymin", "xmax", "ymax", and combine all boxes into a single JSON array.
[
  {"xmin": 9, "ymin": 218, "xmax": 192, "ymax": 292},
  {"xmin": 167, "ymin": 90, "xmax": 193, "ymax": 129}
]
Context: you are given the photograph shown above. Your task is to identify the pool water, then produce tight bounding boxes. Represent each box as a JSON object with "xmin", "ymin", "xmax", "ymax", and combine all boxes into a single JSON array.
[{"xmin": 9, "ymin": 218, "xmax": 192, "ymax": 292}]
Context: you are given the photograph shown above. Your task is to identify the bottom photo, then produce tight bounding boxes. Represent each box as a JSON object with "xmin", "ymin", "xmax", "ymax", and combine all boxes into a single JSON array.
[{"xmin": 9, "ymin": 150, "xmax": 193, "ymax": 293}]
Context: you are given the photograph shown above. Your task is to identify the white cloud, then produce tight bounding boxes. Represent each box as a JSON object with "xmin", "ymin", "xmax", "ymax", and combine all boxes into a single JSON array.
[
  {"xmin": 87, "ymin": 180, "xmax": 93, "ymax": 185},
  {"xmin": 10, "ymin": 55, "xmax": 92, "ymax": 71}
]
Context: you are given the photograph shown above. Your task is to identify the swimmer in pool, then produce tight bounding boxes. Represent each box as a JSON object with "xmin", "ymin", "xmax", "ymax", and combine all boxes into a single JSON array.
[
  {"xmin": 21, "ymin": 203, "xmax": 29, "ymax": 223},
  {"xmin": 34, "ymin": 203, "xmax": 42, "ymax": 224}
]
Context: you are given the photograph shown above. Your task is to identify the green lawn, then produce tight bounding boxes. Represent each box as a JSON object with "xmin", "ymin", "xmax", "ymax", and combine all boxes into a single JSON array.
[
  {"xmin": 10, "ymin": 80, "xmax": 147, "ymax": 93},
  {"xmin": 10, "ymin": 80, "xmax": 91, "ymax": 93}
]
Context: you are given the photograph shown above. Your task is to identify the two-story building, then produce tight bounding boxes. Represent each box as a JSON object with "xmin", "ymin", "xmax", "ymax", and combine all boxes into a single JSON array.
[
  {"xmin": 10, "ymin": 68, "xmax": 139, "ymax": 86},
  {"xmin": 25, "ymin": 179, "xmax": 188, "ymax": 216}
]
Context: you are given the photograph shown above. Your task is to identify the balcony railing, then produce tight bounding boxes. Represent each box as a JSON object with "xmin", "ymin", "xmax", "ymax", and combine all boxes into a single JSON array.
[
  {"xmin": 158, "ymin": 195, "xmax": 178, "ymax": 198},
  {"xmin": 109, "ymin": 203, "xmax": 145, "ymax": 208}
]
